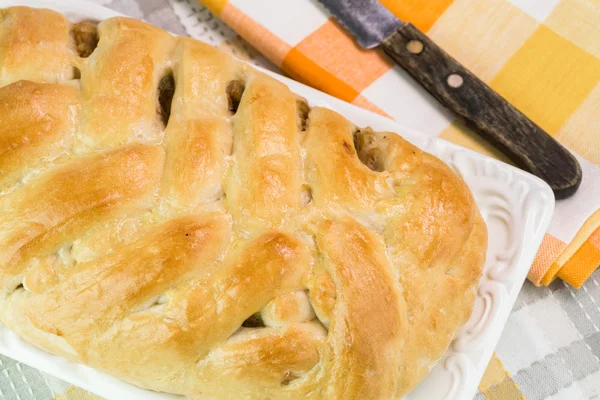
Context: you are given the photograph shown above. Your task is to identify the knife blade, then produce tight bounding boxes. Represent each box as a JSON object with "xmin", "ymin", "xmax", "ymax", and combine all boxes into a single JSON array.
[
  {"xmin": 318, "ymin": 0, "xmax": 582, "ymax": 199},
  {"xmin": 318, "ymin": 0, "xmax": 401, "ymax": 48}
]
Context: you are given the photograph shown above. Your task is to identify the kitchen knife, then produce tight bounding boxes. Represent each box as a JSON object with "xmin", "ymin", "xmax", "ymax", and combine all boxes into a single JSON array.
[{"xmin": 318, "ymin": 0, "xmax": 582, "ymax": 199}]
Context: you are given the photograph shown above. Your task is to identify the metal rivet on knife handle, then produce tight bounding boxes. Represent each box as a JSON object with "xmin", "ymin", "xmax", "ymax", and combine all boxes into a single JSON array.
[
  {"xmin": 447, "ymin": 74, "xmax": 464, "ymax": 88},
  {"xmin": 406, "ymin": 40, "xmax": 423, "ymax": 54}
]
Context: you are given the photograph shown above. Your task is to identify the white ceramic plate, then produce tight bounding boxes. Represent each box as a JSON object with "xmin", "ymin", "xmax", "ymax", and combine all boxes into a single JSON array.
[{"xmin": 0, "ymin": 1, "xmax": 555, "ymax": 399}]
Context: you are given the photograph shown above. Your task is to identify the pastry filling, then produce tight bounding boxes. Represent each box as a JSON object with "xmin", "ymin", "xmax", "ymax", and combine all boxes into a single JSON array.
[
  {"xmin": 226, "ymin": 80, "xmax": 245, "ymax": 113},
  {"xmin": 353, "ymin": 128, "xmax": 385, "ymax": 172},
  {"xmin": 300, "ymin": 184, "xmax": 312, "ymax": 206},
  {"xmin": 241, "ymin": 312, "xmax": 265, "ymax": 328},
  {"xmin": 157, "ymin": 71, "xmax": 175, "ymax": 126},
  {"xmin": 296, "ymin": 99, "xmax": 310, "ymax": 131},
  {"xmin": 71, "ymin": 20, "xmax": 99, "ymax": 58}
]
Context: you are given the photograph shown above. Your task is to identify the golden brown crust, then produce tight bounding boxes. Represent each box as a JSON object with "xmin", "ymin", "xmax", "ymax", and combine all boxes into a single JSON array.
[
  {"xmin": 0, "ymin": 81, "xmax": 80, "ymax": 192},
  {"xmin": 0, "ymin": 7, "xmax": 487, "ymax": 399},
  {"xmin": 0, "ymin": 7, "xmax": 73, "ymax": 84}
]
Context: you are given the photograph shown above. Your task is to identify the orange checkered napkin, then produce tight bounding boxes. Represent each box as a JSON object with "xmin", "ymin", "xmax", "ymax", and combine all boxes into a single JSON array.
[{"xmin": 201, "ymin": 0, "xmax": 600, "ymax": 288}]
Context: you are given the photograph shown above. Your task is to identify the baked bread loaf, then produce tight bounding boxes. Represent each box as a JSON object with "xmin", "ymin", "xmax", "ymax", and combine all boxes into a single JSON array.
[{"xmin": 0, "ymin": 6, "xmax": 487, "ymax": 399}]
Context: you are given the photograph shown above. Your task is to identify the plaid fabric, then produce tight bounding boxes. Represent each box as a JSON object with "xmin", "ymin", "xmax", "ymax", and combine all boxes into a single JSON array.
[
  {"xmin": 478, "ymin": 276, "xmax": 600, "ymax": 399},
  {"xmin": 198, "ymin": 0, "xmax": 600, "ymax": 290},
  {"xmin": 0, "ymin": 1, "xmax": 599, "ymax": 399}
]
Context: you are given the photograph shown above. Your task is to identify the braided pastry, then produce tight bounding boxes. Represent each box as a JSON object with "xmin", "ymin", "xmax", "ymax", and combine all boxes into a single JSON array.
[{"xmin": 0, "ymin": 7, "xmax": 487, "ymax": 399}]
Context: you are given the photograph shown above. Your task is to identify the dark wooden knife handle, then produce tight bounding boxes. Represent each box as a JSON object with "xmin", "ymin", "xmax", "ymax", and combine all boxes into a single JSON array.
[{"xmin": 381, "ymin": 23, "xmax": 581, "ymax": 199}]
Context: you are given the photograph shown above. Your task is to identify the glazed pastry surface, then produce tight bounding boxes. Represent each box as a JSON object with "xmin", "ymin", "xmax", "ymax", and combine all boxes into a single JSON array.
[{"xmin": 0, "ymin": 7, "xmax": 487, "ymax": 399}]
